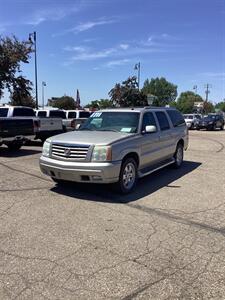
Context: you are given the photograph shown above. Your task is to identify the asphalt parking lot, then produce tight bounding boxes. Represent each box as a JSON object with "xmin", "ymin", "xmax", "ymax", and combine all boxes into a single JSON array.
[{"xmin": 0, "ymin": 130, "xmax": 225, "ymax": 300}]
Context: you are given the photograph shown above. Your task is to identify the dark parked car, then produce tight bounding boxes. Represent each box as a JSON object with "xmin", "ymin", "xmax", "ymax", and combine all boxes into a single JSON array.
[{"xmin": 196, "ymin": 114, "xmax": 224, "ymax": 131}]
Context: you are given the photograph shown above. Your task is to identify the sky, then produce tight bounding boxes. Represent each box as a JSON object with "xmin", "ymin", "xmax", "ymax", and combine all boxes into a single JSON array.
[{"xmin": 0, "ymin": 0, "xmax": 225, "ymax": 106}]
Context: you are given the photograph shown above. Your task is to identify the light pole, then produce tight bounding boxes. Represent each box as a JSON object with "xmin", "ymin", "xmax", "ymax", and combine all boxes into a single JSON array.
[
  {"xmin": 42, "ymin": 81, "xmax": 46, "ymax": 109},
  {"xmin": 29, "ymin": 31, "xmax": 38, "ymax": 109},
  {"xmin": 134, "ymin": 62, "xmax": 141, "ymax": 90}
]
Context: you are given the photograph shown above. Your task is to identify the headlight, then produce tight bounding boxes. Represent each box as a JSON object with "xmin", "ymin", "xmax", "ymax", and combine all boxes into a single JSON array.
[
  {"xmin": 208, "ymin": 122, "xmax": 213, "ymax": 124},
  {"xmin": 91, "ymin": 146, "xmax": 112, "ymax": 162},
  {"xmin": 42, "ymin": 141, "xmax": 50, "ymax": 157}
]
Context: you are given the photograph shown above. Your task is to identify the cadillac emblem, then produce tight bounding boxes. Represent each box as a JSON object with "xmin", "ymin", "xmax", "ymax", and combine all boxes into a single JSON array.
[{"xmin": 64, "ymin": 148, "xmax": 71, "ymax": 156}]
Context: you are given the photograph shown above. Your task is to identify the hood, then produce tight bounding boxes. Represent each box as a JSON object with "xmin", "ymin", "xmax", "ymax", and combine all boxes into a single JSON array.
[{"xmin": 47, "ymin": 130, "xmax": 134, "ymax": 145}]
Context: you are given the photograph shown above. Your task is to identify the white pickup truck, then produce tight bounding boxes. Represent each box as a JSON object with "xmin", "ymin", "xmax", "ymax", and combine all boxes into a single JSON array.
[
  {"xmin": 1, "ymin": 106, "xmax": 64, "ymax": 142},
  {"xmin": 64, "ymin": 110, "xmax": 91, "ymax": 131}
]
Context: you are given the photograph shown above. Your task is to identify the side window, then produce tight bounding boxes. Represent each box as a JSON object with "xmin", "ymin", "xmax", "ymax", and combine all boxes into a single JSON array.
[
  {"xmin": 142, "ymin": 112, "xmax": 157, "ymax": 132},
  {"xmin": 0, "ymin": 108, "xmax": 9, "ymax": 117},
  {"xmin": 13, "ymin": 108, "xmax": 35, "ymax": 117},
  {"xmin": 155, "ymin": 111, "xmax": 170, "ymax": 131},
  {"xmin": 37, "ymin": 111, "xmax": 47, "ymax": 118},
  {"xmin": 166, "ymin": 110, "xmax": 185, "ymax": 127}
]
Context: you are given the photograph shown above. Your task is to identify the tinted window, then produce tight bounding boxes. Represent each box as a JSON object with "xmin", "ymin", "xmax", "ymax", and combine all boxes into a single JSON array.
[
  {"xmin": 13, "ymin": 108, "xmax": 35, "ymax": 117},
  {"xmin": 79, "ymin": 111, "xmax": 91, "ymax": 118},
  {"xmin": 0, "ymin": 108, "xmax": 9, "ymax": 117},
  {"xmin": 166, "ymin": 110, "xmax": 185, "ymax": 127},
  {"xmin": 49, "ymin": 110, "xmax": 66, "ymax": 119},
  {"xmin": 37, "ymin": 111, "xmax": 47, "ymax": 118},
  {"xmin": 68, "ymin": 112, "xmax": 77, "ymax": 118},
  {"xmin": 155, "ymin": 111, "xmax": 170, "ymax": 131},
  {"xmin": 142, "ymin": 112, "xmax": 157, "ymax": 132},
  {"xmin": 81, "ymin": 112, "xmax": 139, "ymax": 133}
]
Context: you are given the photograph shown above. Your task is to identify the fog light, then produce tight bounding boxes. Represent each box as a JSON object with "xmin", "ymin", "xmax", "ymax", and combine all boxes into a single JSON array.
[{"xmin": 92, "ymin": 175, "xmax": 102, "ymax": 181}]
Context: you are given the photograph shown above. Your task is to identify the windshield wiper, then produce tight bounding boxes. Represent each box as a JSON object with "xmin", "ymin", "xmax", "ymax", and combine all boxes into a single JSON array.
[{"xmin": 98, "ymin": 129, "xmax": 118, "ymax": 132}]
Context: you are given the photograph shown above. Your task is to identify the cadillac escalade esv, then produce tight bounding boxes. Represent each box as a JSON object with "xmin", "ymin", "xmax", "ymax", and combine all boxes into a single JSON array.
[{"xmin": 40, "ymin": 107, "xmax": 188, "ymax": 193}]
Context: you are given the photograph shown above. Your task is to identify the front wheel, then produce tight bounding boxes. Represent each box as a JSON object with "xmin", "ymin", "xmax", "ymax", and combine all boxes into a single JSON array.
[
  {"xmin": 7, "ymin": 142, "xmax": 22, "ymax": 151},
  {"xmin": 173, "ymin": 143, "xmax": 184, "ymax": 169},
  {"xmin": 220, "ymin": 125, "xmax": 224, "ymax": 130},
  {"xmin": 116, "ymin": 158, "xmax": 137, "ymax": 194}
]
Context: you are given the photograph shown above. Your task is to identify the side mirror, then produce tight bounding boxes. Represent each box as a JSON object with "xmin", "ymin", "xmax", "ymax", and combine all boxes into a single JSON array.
[
  {"xmin": 145, "ymin": 125, "xmax": 157, "ymax": 133},
  {"xmin": 76, "ymin": 124, "xmax": 81, "ymax": 130}
]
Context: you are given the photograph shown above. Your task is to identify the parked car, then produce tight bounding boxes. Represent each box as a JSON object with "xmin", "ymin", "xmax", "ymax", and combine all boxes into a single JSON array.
[
  {"xmin": 1, "ymin": 106, "xmax": 64, "ymax": 143},
  {"xmin": 40, "ymin": 107, "xmax": 188, "ymax": 194},
  {"xmin": 183, "ymin": 114, "xmax": 202, "ymax": 129},
  {"xmin": 64, "ymin": 110, "xmax": 92, "ymax": 131},
  {"xmin": 36, "ymin": 109, "xmax": 70, "ymax": 132},
  {"xmin": 0, "ymin": 107, "xmax": 36, "ymax": 150},
  {"xmin": 196, "ymin": 114, "xmax": 224, "ymax": 131}
]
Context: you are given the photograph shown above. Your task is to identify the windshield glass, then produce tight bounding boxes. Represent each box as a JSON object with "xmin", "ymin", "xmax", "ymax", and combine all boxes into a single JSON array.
[{"xmin": 80, "ymin": 112, "xmax": 140, "ymax": 133}]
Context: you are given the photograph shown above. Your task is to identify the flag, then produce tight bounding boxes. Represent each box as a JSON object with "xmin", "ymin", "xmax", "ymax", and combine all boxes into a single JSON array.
[{"xmin": 76, "ymin": 89, "xmax": 80, "ymax": 108}]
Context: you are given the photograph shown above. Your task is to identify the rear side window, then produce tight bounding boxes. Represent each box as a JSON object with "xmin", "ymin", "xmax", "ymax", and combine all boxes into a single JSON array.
[
  {"xmin": 0, "ymin": 108, "xmax": 9, "ymax": 117},
  {"xmin": 166, "ymin": 110, "xmax": 185, "ymax": 127},
  {"xmin": 49, "ymin": 110, "xmax": 66, "ymax": 119},
  {"xmin": 13, "ymin": 108, "xmax": 35, "ymax": 117},
  {"xmin": 155, "ymin": 111, "xmax": 170, "ymax": 131},
  {"xmin": 68, "ymin": 112, "xmax": 77, "ymax": 118},
  {"xmin": 37, "ymin": 111, "xmax": 47, "ymax": 118},
  {"xmin": 79, "ymin": 111, "xmax": 91, "ymax": 118},
  {"xmin": 142, "ymin": 112, "xmax": 157, "ymax": 132}
]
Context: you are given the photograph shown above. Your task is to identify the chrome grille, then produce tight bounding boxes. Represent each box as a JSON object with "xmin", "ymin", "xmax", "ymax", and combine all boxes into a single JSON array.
[{"xmin": 51, "ymin": 143, "xmax": 90, "ymax": 161}]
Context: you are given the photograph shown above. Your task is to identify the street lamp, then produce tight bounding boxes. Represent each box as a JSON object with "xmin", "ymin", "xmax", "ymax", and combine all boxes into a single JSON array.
[
  {"xmin": 29, "ymin": 31, "xmax": 38, "ymax": 109},
  {"xmin": 42, "ymin": 81, "xmax": 46, "ymax": 109},
  {"xmin": 134, "ymin": 62, "xmax": 141, "ymax": 90}
]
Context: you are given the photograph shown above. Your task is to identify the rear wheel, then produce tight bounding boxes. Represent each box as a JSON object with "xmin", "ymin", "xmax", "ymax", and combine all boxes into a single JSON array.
[
  {"xmin": 173, "ymin": 143, "xmax": 184, "ymax": 169},
  {"xmin": 7, "ymin": 142, "xmax": 22, "ymax": 151},
  {"xmin": 116, "ymin": 158, "xmax": 137, "ymax": 194}
]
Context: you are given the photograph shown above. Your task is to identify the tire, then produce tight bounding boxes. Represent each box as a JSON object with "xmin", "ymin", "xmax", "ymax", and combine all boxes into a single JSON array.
[
  {"xmin": 7, "ymin": 142, "xmax": 22, "ymax": 151},
  {"xmin": 115, "ymin": 158, "xmax": 137, "ymax": 194},
  {"xmin": 213, "ymin": 124, "xmax": 217, "ymax": 131},
  {"xmin": 173, "ymin": 143, "xmax": 184, "ymax": 169},
  {"xmin": 220, "ymin": 125, "xmax": 224, "ymax": 130}
]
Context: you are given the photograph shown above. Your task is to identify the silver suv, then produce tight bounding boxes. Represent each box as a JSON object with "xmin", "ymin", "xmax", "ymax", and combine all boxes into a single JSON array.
[{"xmin": 40, "ymin": 107, "xmax": 188, "ymax": 193}]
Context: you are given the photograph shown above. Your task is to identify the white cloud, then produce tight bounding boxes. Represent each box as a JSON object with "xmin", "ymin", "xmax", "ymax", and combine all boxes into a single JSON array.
[
  {"xmin": 120, "ymin": 44, "xmax": 129, "ymax": 50},
  {"xmin": 63, "ymin": 46, "xmax": 87, "ymax": 52},
  {"xmin": 72, "ymin": 48, "xmax": 116, "ymax": 61},
  {"xmin": 105, "ymin": 59, "xmax": 130, "ymax": 67},
  {"xmin": 54, "ymin": 17, "xmax": 118, "ymax": 37},
  {"xmin": 24, "ymin": 5, "xmax": 81, "ymax": 26}
]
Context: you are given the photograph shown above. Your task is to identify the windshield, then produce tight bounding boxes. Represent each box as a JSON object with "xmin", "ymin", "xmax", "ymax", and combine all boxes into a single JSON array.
[
  {"xmin": 203, "ymin": 115, "xmax": 215, "ymax": 120},
  {"xmin": 80, "ymin": 112, "xmax": 140, "ymax": 133}
]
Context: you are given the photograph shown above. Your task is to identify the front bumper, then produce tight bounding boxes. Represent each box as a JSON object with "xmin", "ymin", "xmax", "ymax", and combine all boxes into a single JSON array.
[{"xmin": 39, "ymin": 156, "xmax": 121, "ymax": 184}]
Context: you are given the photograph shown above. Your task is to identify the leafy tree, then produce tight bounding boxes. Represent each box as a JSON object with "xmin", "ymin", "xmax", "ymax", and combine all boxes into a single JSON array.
[
  {"xmin": 0, "ymin": 35, "xmax": 33, "ymax": 99},
  {"xmin": 176, "ymin": 91, "xmax": 203, "ymax": 113},
  {"xmin": 142, "ymin": 77, "xmax": 177, "ymax": 106},
  {"xmin": 203, "ymin": 101, "xmax": 215, "ymax": 114},
  {"xmin": 109, "ymin": 76, "xmax": 147, "ymax": 107},
  {"xmin": 50, "ymin": 96, "xmax": 76, "ymax": 110},
  {"xmin": 9, "ymin": 76, "xmax": 35, "ymax": 108},
  {"xmin": 215, "ymin": 101, "xmax": 225, "ymax": 112},
  {"xmin": 85, "ymin": 99, "xmax": 113, "ymax": 110}
]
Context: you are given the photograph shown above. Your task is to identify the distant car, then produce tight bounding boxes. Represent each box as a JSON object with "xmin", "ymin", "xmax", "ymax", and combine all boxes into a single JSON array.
[
  {"xmin": 196, "ymin": 114, "xmax": 224, "ymax": 131},
  {"xmin": 183, "ymin": 114, "xmax": 202, "ymax": 129}
]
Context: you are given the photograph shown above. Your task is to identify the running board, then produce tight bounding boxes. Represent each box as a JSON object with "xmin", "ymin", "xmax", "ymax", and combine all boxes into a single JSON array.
[{"xmin": 138, "ymin": 158, "xmax": 175, "ymax": 178}]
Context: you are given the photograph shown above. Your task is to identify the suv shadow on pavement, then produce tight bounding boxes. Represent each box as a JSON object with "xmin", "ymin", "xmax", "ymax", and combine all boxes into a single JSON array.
[
  {"xmin": 51, "ymin": 160, "xmax": 201, "ymax": 203},
  {"xmin": 0, "ymin": 147, "xmax": 41, "ymax": 158}
]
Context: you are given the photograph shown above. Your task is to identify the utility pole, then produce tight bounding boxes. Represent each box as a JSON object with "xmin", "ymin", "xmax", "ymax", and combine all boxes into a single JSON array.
[
  {"xmin": 134, "ymin": 62, "xmax": 141, "ymax": 90},
  {"xmin": 29, "ymin": 31, "xmax": 38, "ymax": 109},
  {"xmin": 42, "ymin": 81, "xmax": 46, "ymax": 109},
  {"xmin": 204, "ymin": 83, "xmax": 212, "ymax": 101}
]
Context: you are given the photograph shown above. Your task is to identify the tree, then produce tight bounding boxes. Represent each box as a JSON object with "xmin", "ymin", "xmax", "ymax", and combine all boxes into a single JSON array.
[
  {"xmin": 84, "ymin": 99, "xmax": 113, "ymax": 110},
  {"xmin": 50, "ymin": 96, "xmax": 76, "ymax": 110},
  {"xmin": 215, "ymin": 101, "xmax": 225, "ymax": 112},
  {"xmin": 0, "ymin": 35, "xmax": 33, "ymax": 99},
  {"xmin": 9, "ymin": 76, "xmax": 35, "ymax": 108},
  {"xmin": 176, "ymin": 91, "xmax": 203, "ymax": 113},
  {"xmin": 142, "ymin": 77, "xmax": 177, "ymax": 106},
  {"xmin": 109, "ymin": 76, "xmax": 147, "ymax": 107},
  {"xmin": 203, "ymin": 101, "xmax": 215, "ymax": 114}
]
